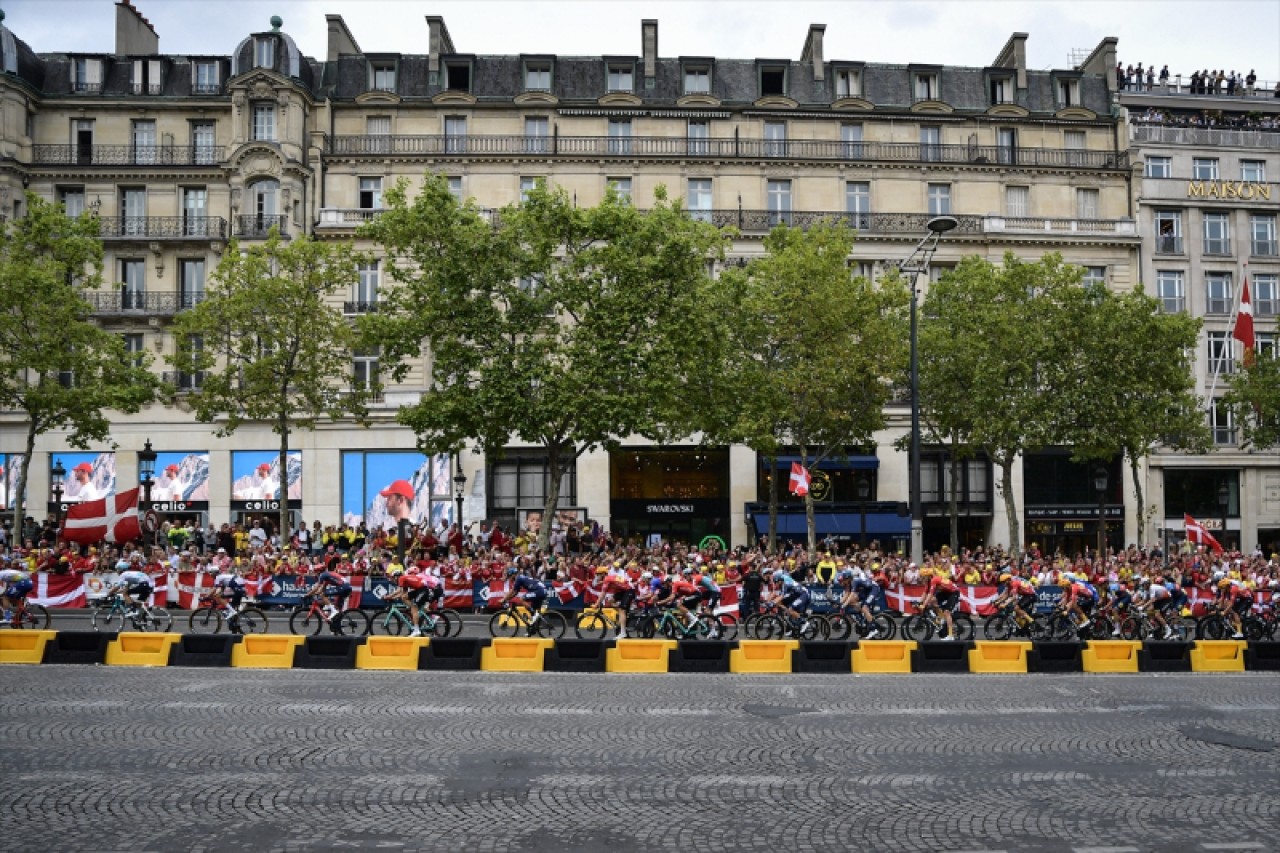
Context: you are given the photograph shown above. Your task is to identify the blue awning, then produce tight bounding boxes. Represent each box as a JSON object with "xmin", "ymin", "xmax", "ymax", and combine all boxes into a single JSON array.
[
  {"xmin": 766, "ymin": 455, "xmax": 880, "ymax": 470},
  {"xmin": 750, "ymin": 511, "xmax": 909, "ymax": 537}
]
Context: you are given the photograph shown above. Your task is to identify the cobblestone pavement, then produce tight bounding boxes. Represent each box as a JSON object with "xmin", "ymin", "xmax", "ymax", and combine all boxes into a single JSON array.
[{"xmin": 1, "ymin": 668, "xmax": 1277, "ymax": 853}]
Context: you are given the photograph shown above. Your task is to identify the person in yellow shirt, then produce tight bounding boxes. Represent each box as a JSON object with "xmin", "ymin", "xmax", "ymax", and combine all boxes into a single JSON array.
[
  {"xmin": 963, "ymin": 565, "xmax": 982, "ymax": 586},
  {"xmin": 815, "ymin": 553, "xmax": 837, "ymax": 584},
  {"xmin": 233, "ymin": 527, "xmax": 249, "ymax": 555}
]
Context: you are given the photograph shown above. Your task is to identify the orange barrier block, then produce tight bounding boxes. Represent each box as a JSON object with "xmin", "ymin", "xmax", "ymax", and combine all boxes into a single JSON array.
[
  {"xmin": 606, "ymin": 639, "xmax": 677, "ymax": 673},
  {"xmin": 1190, "ymin": 640, "xmax": 1246, "ymax": 673},
  {"xmin": 230, "ymin": 634, "xmax": 306, "ymax": 669},
  {"xmin": 968, "ymin": 640, "xmax": 1031, "ymax": 673},
  {"xmin": 1082, "ymin": 640, "xmax": 1142, "ymax": 673},
  {"xmin": 852, "ymin": 639, "xmax": 916, "ymax": 673},
  {"xmin": 730, "ymin": 640, "xmax": 798, "ymax": 673}
]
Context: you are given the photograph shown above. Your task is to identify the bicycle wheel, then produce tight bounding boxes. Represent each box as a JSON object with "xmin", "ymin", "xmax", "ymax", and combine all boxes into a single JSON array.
[
  {"xmin": 374, "ymin": 608, "xmax": 404, "ymax": 636},
  {"xmin": 289, "ymin": 607, "xmax": 324, "ymax": 636},
  {"xmin": 535, "ymin": 610, "xmax": 566, "ymax": 640},
  {"xmin": 984, "ymin": 614, "xmax": 1014, "ymax": 641},
  {"xmin": 92, "ymin": 606, "xmax": 126, "ymax": 633},
  {"xmin": 1242, "ymin": 617, "xmax": 1268, "ymax": 642},
  {"xmin": 632, "ymin": 611, "xmax": 658, "ymax": 639},
  {"xmin": 488, "ymin": 610, "xmax": 522, "ymax": 638},
  {"xmin": 902, "ymin": 615, "xmax": 934, "ymax": 642},
  {"xmin": 950, "ymin": 614, "xmax": 975, "ymax": 641},
  {"xmin": 340, "ymin": 609, "xmax": 371, "ymax": 637},
  {"xmin": 868, "ymin": 613, "xmax": 897, "ymax": 639},
  {"xmin": 710, "ymin": 614, "xmax": 738, "ymax": 642},
  {"xmin": 1118, "ymin": 616, "xmax": 1145, "ymax": 640},
  {"xmin": 425, "ymin": 612, "xmax": 452, "ymax": 638},
  {"xmin": 1087, "ymin": 616, "xmax": 1114, "ymax": 641},
  {"xmin": 575, "ymin": 610, "xmax": 610, "ymax": 641},
  {"xmin": 1049, "ymin": 614, "xmax": 1079, "ymax": 642},
  {"xmin": 438, "ymin": 609, "xmax": 466, "ymax": 637},
  {"xmin": 796, "ymin": 617, "xmax": 824, "ymax": 641},
  {"xmin": 235, "ymin": 607, "xmax": 269, "ymax": 635},
  {"xmin": 145, "ymin": 608, "xmax": 174, "ymax": 633},
  {"xmin": 826, "ymin": 613, "xmax": 854, "ymax": 642},
  {"xmin": 15, "ymin": 604, "xmax": 50, "ymax": 630},
  {"xmin": 1200, "ymin": 615, "xmax": 1228, "ymax": 641},
  {"xmin": 188, "ymin": 608, "xmax": 222, "ymax": 634}
]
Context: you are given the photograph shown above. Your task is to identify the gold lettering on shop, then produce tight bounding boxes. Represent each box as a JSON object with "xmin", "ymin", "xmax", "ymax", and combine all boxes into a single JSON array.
[{"xmin": 1185, "ymin": 181, "xmax": 1272, "ymax": 200}]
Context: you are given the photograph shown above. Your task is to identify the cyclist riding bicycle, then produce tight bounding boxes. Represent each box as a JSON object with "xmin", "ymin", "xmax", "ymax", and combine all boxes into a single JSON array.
[
  {"xmin": 385, "ymin": 567, "xmax": 442, "ymax": 637},
  {"xmin": 835, "ymin": 569, "xmax": 882, "ymax": 639},
  {"xmin": 112, "ymin": 567, "xmax": 154, "ymax": 615},
  {"xmin": 501, "ymin": 566, "xmax": 549, "ymax": 635},
  {"xmin": 212, "ymin": 569, "xmax": 247, "ymax": 628},
  {"xmin": 776, "ymin": 571, "xmax": 812, "ymax": 634},
  {"xmin": 1218, "ymin": 577, "xmax": 1254, "ymax": 639},
  {"xmin": 916, "ymin": 566, "xmax": 960, "ymax": 640},
  {"xmin": 1102, "ymin": 582, "xmax": 1133, "ymax": 637},
  {"xmin": 597, "ymin": 566, "xmax": 636, "ymax": 639},
  {"xmin": 1145, "ymin": 579, "xmax": 1180, "ymax": 639},
  {"xmin": 663, "ymin": 568, "xmax": 702, "ymax": 629},
  {"xmin": 694, "ymin": 570, "xmax": 721, "ymax": 616},
  {"xmin": 0, "ymin": 567, "xmax": 34, "ymax": 625},
  {"xmin": 307, "ymin": 569, "xmax": 352, "ymax": 619},
  {"xmin": 991, "ymin": 572, "xmax": 1037, "ymax": 632},
  {"xmin": 1059, "ymin": 573, "xmax": 1098, "ymax": 630}
]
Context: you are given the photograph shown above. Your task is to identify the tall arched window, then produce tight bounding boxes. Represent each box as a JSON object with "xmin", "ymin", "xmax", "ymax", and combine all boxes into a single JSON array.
[{"xmin": 247, "ymin": 179, "xmax": 279, "ymax": 235}]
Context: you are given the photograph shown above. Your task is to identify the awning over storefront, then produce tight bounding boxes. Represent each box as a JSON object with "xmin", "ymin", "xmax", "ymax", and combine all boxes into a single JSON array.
[
  {"xmin": 749, "ymin": 511, "xmax": 909, "ymax": 538},
  {"xmin": 765, "ymin": 455, "xmax": 880, "ymax": 470}
]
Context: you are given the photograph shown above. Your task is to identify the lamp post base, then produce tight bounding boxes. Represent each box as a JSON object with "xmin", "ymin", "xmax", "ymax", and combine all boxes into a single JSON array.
[{"xmin": 910, "ymin": 520, "xmax": 924, "ymax": 565}]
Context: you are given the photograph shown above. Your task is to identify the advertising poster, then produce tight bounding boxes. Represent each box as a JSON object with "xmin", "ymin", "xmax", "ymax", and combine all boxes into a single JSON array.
[
  {"xmin": 144, "ymin": 451, "xmax": 210, "ymax": 502},
  {"xmin": 0, "ymin": 453, "xmax": 25, "ymax": 511},
  {"xmin": 54, "ymin": 452, "xmax": 116, "ymax": 502},
  {"xmin": 342, "ymin": 451, "xmax": 454, "ymax": 531},
  {"xmin": 231, "ymin": 450, "xmax": 301, "ymax": 501}
]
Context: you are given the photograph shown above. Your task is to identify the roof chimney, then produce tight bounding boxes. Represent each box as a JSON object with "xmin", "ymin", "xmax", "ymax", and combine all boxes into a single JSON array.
[
  {"xmin": 326, "ymin": 14, "xmax": 361, "ymax": 61},
  {"xmin": 1077, "ymin": 36, "xmax": 1119, "ymax": 91},
  {"xmin": 642, "ymin": 19, "xmax": 658, "ymax": 82},
  {"xmin": 426, "ymin": 15, "xmax": 455, "ymax": 74},
  {"xmin": 115, "ymin": 0, "xmax": 158, "ymax": 55},
  {"xmin": 800, "ymin": 24, "xmax": 826, "ymax": 81},
  {"xmin": 992, "ymin": 32, "xmax": 1028, "ymax": 89}
]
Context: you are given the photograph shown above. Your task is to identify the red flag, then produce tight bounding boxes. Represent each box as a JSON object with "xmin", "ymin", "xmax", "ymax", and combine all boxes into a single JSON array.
[
  {"xmin": 1184, "ymin": 513, "xmax": 1223, "ymax": 554},
  {"xmin": 1233, "ymin": 276, "xmax": 1255, "ymax": 364},
  {"xmin": 789, "ymin": 462, "xmax": 811, "ymax": 496},
  {"xmin": 62, "ymin": 487, "xmax": 142, "ymax": 545}
]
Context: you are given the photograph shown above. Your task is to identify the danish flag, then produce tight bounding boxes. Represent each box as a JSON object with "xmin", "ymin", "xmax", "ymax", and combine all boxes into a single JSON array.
[
  {"xmin": 62, "ymin": 487, "xmax": 142, "ymax": 545},
  {"xmin": 789, "ymin": 462, "xmax": 811, "ymax": 497},
  {"xmin": 1184, "ymin": 513, "xmax": 1223, "ymax": 554},
  {"xmin": 1233, "ymin": 276, "xmax": 1255, "ymax": 366}
]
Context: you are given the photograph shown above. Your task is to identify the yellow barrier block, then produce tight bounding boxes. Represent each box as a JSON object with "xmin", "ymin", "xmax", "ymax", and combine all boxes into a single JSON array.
[
  {"xmin": 231, "ymin": 634, "xmax": 306, "ymax": 669},
  {"xmin": 1082, "ymin": 640, "xmax": 1142, "ymax": 673},
  {"xmin": 852, "ymin": 639, "xmax": 917, "ymax": 674},
  {"xmin": 105, "ymin": 632, "xmax": 182, "ymax": 667},
  {"xmin": 606, "ymin": 639, "xmax": 677, "ymax": 673},
  {"xmin": 1190, "ymin": 640, "xmax": 1247, "ymax": 673},
  {"xmin": 577, "ymin": 608, "xmax": 618, "ymax": 627},
  {"xmin": 730, "ymin": 639, "xmax": 799, "ymax": 674},
  {"xmin": 968, "ymin": 640, "xmax": 1031, "ymax": 673},
  {"xmin": 480, "ymin": 637, "xmax": 554, "ymax": 672},
  {"xmin": 0, "ymin": 630, "xmax": 57, "ymax": 665},
  {"xmin": 355, "ymin": 636, "xmax": 431, "ymax": 671}
]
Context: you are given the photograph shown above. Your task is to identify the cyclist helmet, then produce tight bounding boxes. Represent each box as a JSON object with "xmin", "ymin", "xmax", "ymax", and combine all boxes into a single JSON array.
[
  {"xmin": 1212, "ymin": 571, "xmax": 1225, "ymax": 581},
  {"xmin": 681, "ymin": 567, "xmax": 694, "ymax": 576},
  {"xmin": 836, "ymin": 569, "xmax": 854, "ymax": 583},
  {"xmin": 918, "ymin": 567, "xmax": 933, "ymax": 577},
  {"xmin": 1108, "ymin": 582, "xmax": 1120, "ymax": 593},
  {"xmin": 1218, "ymin": 578, "xmax": 1231, "ymax": 589},
  {"xmin": 1138, "ymin": 576, "xmax": 1150, "ymax": 586},
  {"xmin": 998, "ymin": 573, "xmax": 1012, "ymax": 584},
  {"xmin": 505, "ymin": 566, "xmax": 518, "ymax": 577},
  {"xmin": 1164, "ymin": 581, "xmax": 1177, "ymax": 592}
]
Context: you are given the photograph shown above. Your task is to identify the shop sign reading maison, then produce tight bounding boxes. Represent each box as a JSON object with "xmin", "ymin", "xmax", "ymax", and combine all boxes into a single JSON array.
[{"xmin": 1187, "ymin": 181, "xmax": 1272, "ymax": 200}]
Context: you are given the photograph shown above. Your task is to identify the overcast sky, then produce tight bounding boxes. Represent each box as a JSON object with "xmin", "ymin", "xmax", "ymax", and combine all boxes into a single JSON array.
[{"xmin": 7, "ymin": 0, "xmax": 1279, "ymax": 80}]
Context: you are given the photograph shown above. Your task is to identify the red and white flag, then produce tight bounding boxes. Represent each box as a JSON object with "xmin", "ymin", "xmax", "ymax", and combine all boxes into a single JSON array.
[
  {"xmin": 789, "ymin": 462, "xmax": 811, "ymax": 497},
  {"xmin": 1233, "ymin": 276, "xmax": 1255, "ymax": 365},
  {"xmin": 61, "ymin": 487, "xmax": 142, "ymax": 545},
  {"xmin": 1184, "ymin": 513, "xmax": 1223, "ymax": 554}
]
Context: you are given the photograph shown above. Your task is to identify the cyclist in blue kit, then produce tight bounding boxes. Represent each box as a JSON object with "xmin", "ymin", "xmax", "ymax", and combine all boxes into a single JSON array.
[{"xmin": 501, "ymin": 566, "xmax": 549, "ymax": 635}]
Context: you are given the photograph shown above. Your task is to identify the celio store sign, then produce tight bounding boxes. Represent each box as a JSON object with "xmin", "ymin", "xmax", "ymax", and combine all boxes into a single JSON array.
[{"xmin": 1187, "ymin": 181, "xmax": 1272, "ymax": 200}]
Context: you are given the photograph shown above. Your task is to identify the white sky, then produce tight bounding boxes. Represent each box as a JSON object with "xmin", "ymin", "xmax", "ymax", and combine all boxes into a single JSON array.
[{"xmin": 6, "ymin": 0, "xmax": 1280, "ymax": 81}]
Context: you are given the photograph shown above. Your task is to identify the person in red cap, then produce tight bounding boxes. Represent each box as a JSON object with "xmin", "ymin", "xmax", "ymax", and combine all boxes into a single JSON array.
[
  {"xmin": 379, "ymin": 479, "xmax": 415, "ymax": 524},
  {"xmin": 70, "ymin": 461, "xmax": 100, "ymax": 502},
  {"xmin": 248, "ymin": 461, "xmax": 278, "ymax": 500},
  {"xmin": 155, "ymin": 463, "xmax": 187, "ymax": 501}
]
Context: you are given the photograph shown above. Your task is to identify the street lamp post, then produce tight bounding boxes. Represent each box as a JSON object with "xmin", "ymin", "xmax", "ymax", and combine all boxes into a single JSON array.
[
  {"xmin": 1094, "ymin": 465, "xmax": 1108, "ymax": 560},
  {"xmin": 453, "ymin": 456, "xmax": 467, "ymax": 534},
  {"xmin": 50, "ymin": 458, "xmax": 66, "ymax": 541},
  {"xmin": 903, "ymin": 215, "xmax": 958, "ymax": 565},
  {"xmin": 138, "ymin": 439, "xmax": 157, "ymax": 552},
  {"xmin": 857, "ymin": 474, "xmax": 870, "ymax": 551},
  {"xmin": 1217, "ymin": 481, "xmax": 1230, "ymax": 552}
]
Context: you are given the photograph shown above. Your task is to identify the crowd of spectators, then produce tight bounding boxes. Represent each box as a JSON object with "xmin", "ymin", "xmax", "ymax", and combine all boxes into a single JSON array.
[
  {"xmin": 1118, "ymin": 63, "xmax": 1275, "ymax": 98},
  {"xmin": 1130, "ymin": 107, "xmax": 1280, "ymax": 130}
]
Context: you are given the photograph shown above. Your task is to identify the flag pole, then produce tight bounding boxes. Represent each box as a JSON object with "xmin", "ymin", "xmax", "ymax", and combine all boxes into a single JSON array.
[{"xmin": 1205, "ymin": 261, "xmax": 1245, "ymax": 409}]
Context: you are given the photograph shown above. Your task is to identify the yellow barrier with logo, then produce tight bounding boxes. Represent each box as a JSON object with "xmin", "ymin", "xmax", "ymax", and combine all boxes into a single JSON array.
[
  {"xmin": 105, "ymin": 632, "xmax": 182, "ymax": 667},
  {"xmin": 0, "ymin": 630, "xmax": 57, "ymax": 664},
  {"xmin": 730, "ymin": 640, "xmax": 798, "ymax": 674}
]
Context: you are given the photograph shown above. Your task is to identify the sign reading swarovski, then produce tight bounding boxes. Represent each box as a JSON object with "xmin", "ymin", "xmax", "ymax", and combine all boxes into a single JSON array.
[{"xmin": 646, "ymin": 503, "xmax": 696, "ymax": 514}]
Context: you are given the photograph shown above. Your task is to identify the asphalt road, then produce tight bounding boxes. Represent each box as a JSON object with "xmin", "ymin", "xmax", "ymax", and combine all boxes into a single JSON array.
[{"xmin": 1, "ymin": 666, "xmax": 1276, "ymax": 853}]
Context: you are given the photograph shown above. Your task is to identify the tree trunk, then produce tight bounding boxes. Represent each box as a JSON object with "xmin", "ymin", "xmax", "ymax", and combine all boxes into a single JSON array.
[
  {"xmin": 10, "ymin": 421, "xmax": 38, "ymax": 546},
  {"xmin": 948, "ymin": 442, "xmax": 961, "ymax": 552},
  {"xmin": 766, "ymin": 455, "xmax": 778, "ymax": 555},
  {"xmin": 537, "ymin": 443, "xmax": 562, "ymax": 553},
  {"xmin": 1128, "ymin": 450, "xmax": 1146, "ymax": 546},
  {"xmin": 1000, "ymin": 456, "xmax": 1020, "ymax": 558},
  {"xmin": 277, "ymin": 419, "xmax": 291, "ymax": 550}
]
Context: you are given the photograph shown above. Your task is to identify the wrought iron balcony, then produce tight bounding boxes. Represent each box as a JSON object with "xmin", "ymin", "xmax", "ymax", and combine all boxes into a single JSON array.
[
  {"xmin": 328, "ymin": 134, "xmax": 1129, "ymax": 169},
  {"xmin": 31, "ymin": 144, "xmax": 225, "ymax": 166},
  {"xmin": 86, "ymin": 291, "xmax": 202, "ymax": 317},
  {"xmin": 343, "ymin": 300, "xmax": 382, "ymax": 314},
  {"xmin": 703, "ymin": 210, "xmax": 986, "ymax": 234},
  {"xmin": 97, "ymin": 216, "xmax": 227, "ymax": 240},
  {"xmin": 234, "ymin": 215, "xmax": 288, "ymax": 239},
  {"xmin": 161, "ymin": 370, "xmax": 205, "ymax": 392}
]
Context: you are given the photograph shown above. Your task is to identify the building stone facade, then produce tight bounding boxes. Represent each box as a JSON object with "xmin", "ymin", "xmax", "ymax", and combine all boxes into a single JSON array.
[{"xmin": 16, "ymin": 4, "xmax": 1266, "ymax": 554}]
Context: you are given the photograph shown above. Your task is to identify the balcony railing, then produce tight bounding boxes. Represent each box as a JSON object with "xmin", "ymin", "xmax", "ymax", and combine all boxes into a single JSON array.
[
  {"xmin": 329, "ymin": 134, "xmax": 1129, "ymax": 169},
  {"xmin": 1156, "ymin": 235, "xmax": 1184, "ymax": 254},
  {"xmin": 1252, "ymin": 240, "xmax": 1279, "ymax": 257},
  {"xmin": 130, "ymin": 84, "xmax": 163, "ymax": 95},
  {"xmin": 32, "ymin": 144, "xmax": 225, "ymax": 166},
  {"xmin": 234, "ymin": 215, "xmax": 288, "ymax": 239},
  {"xmin": 161, "ymin": 370, "xmax": 205, "ymax": 392},
  {"xmin": 343, "ymin": 300, "xmax": 382, "ymax": 314},
  {"xmin": 1131, "ymin": 124, "xmax": 1280, "ymax": 150},
  {"xmin": 988, "ymin": 217, "xmax": 1137, "ymax": 235},
  {"xmin": 192, "ymin": 83, "xmax": 223, "ymax": 95},
  {"xmin": 318, "ymin": 208, "xmax": 383, "ymax": 227},
  {"xmin": 97, "ymin": 216, "xmax": 227, "ymax": 240},
  {"xmin": 86, "ymin": 291, "xmax": 204, "ymax": 317}
]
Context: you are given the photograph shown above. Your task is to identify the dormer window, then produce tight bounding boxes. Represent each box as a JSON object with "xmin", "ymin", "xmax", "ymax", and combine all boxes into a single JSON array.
[
  {"xmin": 445, "ymin": 60, "xmax": 471, "ymax": 92},
  {"xmin": 607, "ymin": 63, "xmax": 634, "ymax": 92},
  {"xmin": 72, "ymin": 58, "xmax": 103, "ymax": 94},
  {"xmin": 913, "ymin": 72, "xmax": 938, "ymax": 101},
  {"xmin": 193, "ymin": 61, "xmax": 220, "ymax": 94},
  {"xmin": 759, "ymin": 64, "xmax": 787, "ymax": 97},
  {"xmin": 989, "ymin": 75, "xmax": 1014, "ymax": 105},
  {"xmin": 684, "ymin": 65, "xmax": 711, "ymax": 95},
  {"xmin": 255, "ymin": 37, "xmax": 276, "ymax": 70},
  {"xmin": 834, "ymin": 68, "xmax": 861, "ymax": 98},
  {"xmin": 371, "ymin": 63, "xmax": 396, "ymax": 92},
  {"xmin": 1057, "ymin": 78, "xmax": 1080, "ymax": 107},
  {"xmin": 524, "ymin": 61, "xmax": 552, "ymax": 91},
  {"xmin": 132, "ymin": 59, "xmax": 162, "ymax": 95}
]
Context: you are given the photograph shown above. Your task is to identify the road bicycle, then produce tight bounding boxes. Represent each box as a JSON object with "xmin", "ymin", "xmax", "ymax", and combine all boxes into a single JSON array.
[
  {"xmin": 1196, "ymin": 604, "xmax": 1268, "ymax": 641},
  {"xmin": 289, "ymin": 594, "xmax": 370, "ymax": 636},
  {"xmin": 982, "ymin": 601, "xmax": 1035, "ymax": 641},
  {"xmin": 748, "ymin": 601, "xmax": 829, "ymax": 641},
  {"xmin": 650, "ymin": 606, "xmax": 735, "ymax": 641},
  {"xmin": 902, "ymin": 602, "xmax": 975, "ymax": 642},
  {"xmin": 1116, "ymin": 605, "xmax": 1188, "ymax": 641},
  {"xmin": 91, "ymin": 593, "xmax": 173, "ymax": 633},
  {"xmin": 488, "ymin": 602, "xmax": 567, "ymax": 639},
  {"xmin": 1028, "ymin": 604, "xmax": 1111, "ymax": 642},
  {"xmin": 188, "ymin": 594, "xmax": 269, "ymax": 635},
  {"xmin": 826, "ymin": 604, "xmax": 896, "ymax": 641},
  {"xmin": 371, "ymin": 600, "xmax": 452, "ymax": 637},
  {"xmin": 1, "ymin": 599, "xmax": 50, "ymax": 630}
]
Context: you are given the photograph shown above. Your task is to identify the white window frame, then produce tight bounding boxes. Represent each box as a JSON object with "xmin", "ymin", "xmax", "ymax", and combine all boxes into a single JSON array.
[
  {"xmin": 1209, "ymin": 399, "xmax": 1235, "ymax": 445},
  {"xmin": 355, "ymin": 262, "xmax": 379, "ymax": 307},
  {"xmin": 845, "ymin": 181, "xmax": 871, "ymax": 229},
  {"xmin": 841, "ymin": 123, "xmax": 864, "ymax": 159},
  {"xmin": 193, "ymin": 61, "xmax": 220, "ymax": 94},
  {"xmin": 763, "ymin": 121, "xmax": 787, "ymax": 158},
  {"xmin": 684, "ymin": 66, "xmax": 711, "ymax": 95},
  {"xmin": 1253, "ymin": 274, "xmax": 1278, "ymax": 317},
  {"xmin": 1203, "ymin": 212, "xmax": 1231, "ymax": 256},
  {"xmin": 607, "ymin": 64, "xmax": 633, "ymax": 92},
  {"xmin": 607, "ymin": 177, "xmax": 633, "ymax": 204},
  {"xmin": 519, "ymin": 176, "xmax": 541, "ymax": 203},
  {"xmin": 1005, "ymin": 186, "xmax": 1029, "ymax": 218},
  {"xmin": 608, "ymin": 119, "xmax": 632, "ymax": 155},
  {"xmin": 766, "ymin": 179, "xmax": 792, "ymax": 226},
  {"xmin": 927, "ymin": 183, "xmax": 951, "ymax": 216},
  {"xmin": 371, "ymin": 64, "xmax": 396, "ymax": 92},
  {"xmin": 913, "ymin": 73, "xmax": 938, "ymax": 101},
  {"xmin": 358, "ymin": 177, "xmax": 382, "ymax": 211},
  {"xmin": 524, "ymin": 62, "xmax": 552, "ymax": 92},
  {"xmin": 1208, "ymin": 332, "xmax": 1236, "ymax": 375},
  {"xmin": 444, "ymin": 116, "xmax": 467, "ymax": 154},
  {"xmin": 255, "ymin": 37, "xmax": 275, "ymax": 70},
  {"xmin": 834, "ymin": 69, "xmax": 861, "ymax": 98},
  {"xmin": 1076, "ymin": 188, "xmax": 1099, "ymax": 220},
  {"xmin": 1205, "ymin": 271, "xmax": 1233, "ymax": 314},
  {"xmin": 687, "ymin": 119, "xmax": 710, "ymax": 156},
  {"xmin": 1156, "ymin": 210, "xmax": 1183, "ymax": 253},
  {"xmin": 1192, "ymin": 158, "xmax": 1219, "ymax": 180},
  {"xmin": 1155, "ymin": 270, "xmax": 1185, "ymax": 313},
  {"xmin": 1145, "ymin": 156, "xmax": 1172, "ymax": 178},
  {"xmin": 1250, "ymin": 214, "xmax": 1277, "ymax": 256},
  {"xmin": 687, "ymin": 178, "xmax": 712, "ymax": 223},
  {"xmin": 920, "ymin": 125, "xmax": 941, "ymax": 162},
  {"xmin": 251, "ymin": 103, "xmax": 276, "ymax": 142},
  {"xmin": 1241, "ymin": 160, "xmax": 1266, "ymax": 182}
]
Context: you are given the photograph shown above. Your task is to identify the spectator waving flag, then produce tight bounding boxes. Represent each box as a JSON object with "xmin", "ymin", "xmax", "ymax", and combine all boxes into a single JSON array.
[
  {"xmin": 1232, "ymin": 275, "xmax": 1255, "ymax": 366},
  {"xmin": 62, "ymin": 487, "xmax": 142, "ymax": 545},
  {"xmin": 788, "ymin": 462, "xmax": 811, "ymax": 497},
  {"xmin": 1184, "ymin": 513, "xmax": 1223, "ymax": 554}
]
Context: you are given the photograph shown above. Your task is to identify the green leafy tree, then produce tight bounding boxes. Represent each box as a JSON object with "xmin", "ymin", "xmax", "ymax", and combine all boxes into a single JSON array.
[
  {"xmin": 1223, "ymin": 352, "xmax": 1280, "ymax": 450},
  {"xmin": 1055, "ymin": 283, "xmax": 1208, "ymax": 541},
  {"xmin": 363, "ymin": 176, "xmax": 727, "ymax": 550},
  {"xmin": 0, "ymin": 193, "xmax": 161, "ymax": 543},
  {"xmin": 169, "ymin": 230, "xmax": 371, "ymax": 539},
  {"xmin": 708, "ymin": 221, "xmax": 910, "ymax": 552}
]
